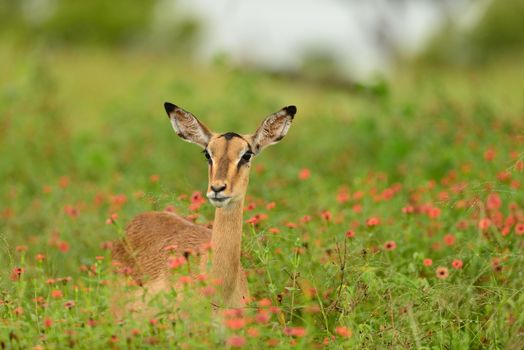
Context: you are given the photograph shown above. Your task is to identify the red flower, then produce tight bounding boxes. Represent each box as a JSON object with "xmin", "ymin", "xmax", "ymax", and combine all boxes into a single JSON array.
[
  {"xmin": 336, "ymin": 190, "xmax": 350, "ymax": 204},
  {"xmin": 345, "ymin": 230, "xmax": 355, "ymax": 238},
  {"xmin": 225, "ymin": 318, "xmax": 246, "ymax": 330},
  {"xmin": 245, "ymin": 216, "xmax": 261, "ymax": 225},
  {"xmin": 452, "ymin": 259, "xmax": 463, "ymax": 270},
  {"xmin": 484, "ymin": 148, "xmax": 496, "ymax": 161},
  {"xmin": 64, "ymin": 205, "xmax": 79, "ymax": 218},
  {"xmin": 443, "ymin": 234, "xmax": 456, "ymax": 246},
  {"xmin": 298, "ymin": 168, "xmax": 310, "ymax": 180},
  {"xmin": 258, "ymin": 298, "xmax": 272, "ymax": 307},
  {"xmin": 366, "ymin": 217, "xmax": 380, "ymax": 227},
  {"xmin": 321, "ymin": 210, "xmax": 332, "ymax": 221},
  {"xmin": 44, "ymin": 318, "xmax": 53, "ymax": 328},
  {"xmin": 491, "ymin": 258, "xmax": 502, "ymax": 272},
  {"xmin": 35, "ymin": 254, "xmax": 46, "ymax": 262},
  {"xmin": 515, "ymin": 223, "xmax": 524, "ymax": 235},
  {"xmin": 428, "ymin": 207, "xmax": 441, "ymax": 219},
  {"xmin": 178, "ymin": 276, "xmax": 192, "ymax": 285},
  {"xmin": 335, "ymin": 326, "xmax": 352, "ymax": 338},
  {"xmin": 59, "ymin": 176, "xmax": 70, "ymax": 188},
  {"xmin": 58, "ymin": 241, "xmax": 70, "ymax": 253},
  {"xmin": 300, "ymin": 215, "xmax": 312, "ymax": 223},
  {"xmin": 255, "ymin": 311, "xmax": 270, "ymax": 324},
  {"xmin": 10, "ymin": 267, "xmax": 24, "ymax": 281},
  {"xmin": 486, "ymin": 193, "xmax": 502, "ymax": 210},
  {"xmin": 247, "ymin": 327, "xmax": 260, "ymax": 338},
  {"xmin": 51, "ymin": 290, "xmax": 63, "ymax": 299},
  {"xmin": 285, "ymin": 222, "xmax": 298, "ymax": 229},
  {"xmin": 423, "ymin": 258, "xmax": 433, "ymax": 266}
]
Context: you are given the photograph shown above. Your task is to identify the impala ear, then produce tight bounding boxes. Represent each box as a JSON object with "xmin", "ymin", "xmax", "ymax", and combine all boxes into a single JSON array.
[
  {"xmin": 251, "ymin": 105, "xmax": 296, "ymax": 154},
  {"xmin": 164, "ymin": 102, "xmax": 212, "ymax": 148}
]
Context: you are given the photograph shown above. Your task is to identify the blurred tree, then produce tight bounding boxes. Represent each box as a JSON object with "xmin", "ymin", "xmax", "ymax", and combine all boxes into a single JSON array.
[
  {"xmin": 419, "ymin": 0, "xmax": 524, "ymax": 65},
  {"xmin": 40, "ymin": 0, "xmax": 155, "ymax": 46},
  {"xmin": 0, "ymin": 0, "xmax": 152, "ymax": 46},
  {"xmin": 0, "ymin": 0, "xmax": 202, "ymax": 50},
  {"xmin": 469, "ymin": 0, "xmax": 524, "ymax": 59}
]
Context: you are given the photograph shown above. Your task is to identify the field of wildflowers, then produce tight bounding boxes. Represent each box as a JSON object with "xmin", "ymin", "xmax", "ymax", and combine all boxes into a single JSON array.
[{"xmin": 1, "ymin": 46, "xmax": 524, "ymax": 349}]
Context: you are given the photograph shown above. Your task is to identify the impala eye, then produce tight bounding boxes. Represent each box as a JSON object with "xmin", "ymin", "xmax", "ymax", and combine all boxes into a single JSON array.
[
  {"xmin": 203, "ymin": 150, "xmax": 211, "ymax": 163},
  {"xmin": 241, "ymin": 151, "xmax": 253, "ymax": 162}
]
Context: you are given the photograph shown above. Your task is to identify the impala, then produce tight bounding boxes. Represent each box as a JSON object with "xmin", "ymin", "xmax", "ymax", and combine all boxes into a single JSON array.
[{"xmin": 112, "ymin": 102, "xmax": 297, "ymax": 312}]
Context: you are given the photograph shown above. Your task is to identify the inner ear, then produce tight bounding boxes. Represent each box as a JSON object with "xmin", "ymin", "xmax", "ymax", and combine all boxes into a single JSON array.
[
  {"xmin": 251, "ymin": 105, "xmax": 296, "ymax": 153},
  {"xmin": 164, "ymin": 102, "xmax": 212, "ymax": 148}
]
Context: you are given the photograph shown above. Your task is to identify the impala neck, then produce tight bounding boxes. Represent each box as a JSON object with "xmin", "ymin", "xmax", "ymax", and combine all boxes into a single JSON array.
[{"xmin": 210, "ymin": 197, "xmax": 244, "ymax": 298}]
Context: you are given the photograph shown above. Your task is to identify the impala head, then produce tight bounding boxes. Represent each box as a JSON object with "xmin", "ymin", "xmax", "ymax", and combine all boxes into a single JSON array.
[{"xmin": 164, "ymin": 102, "xmax": 296, "ymax": 208}]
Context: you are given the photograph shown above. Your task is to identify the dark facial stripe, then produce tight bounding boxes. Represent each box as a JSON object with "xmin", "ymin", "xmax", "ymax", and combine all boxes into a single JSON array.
[
  {"xmin": 219, "ymin": 132, "xmax": 253, "ymax": 152},
  {"xmin": 220, "ymin": 132, "xmax": 243, "ymax": 140}
]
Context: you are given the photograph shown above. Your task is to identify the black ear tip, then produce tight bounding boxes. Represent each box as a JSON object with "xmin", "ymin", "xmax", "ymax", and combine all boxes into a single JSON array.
[
  {"xmin": 283, "ymin": 105, "xmax": 297, "ymax": 117},
  {"xmin": 164, "ymin": 102, "xmax": 178, "ymax": 115}
]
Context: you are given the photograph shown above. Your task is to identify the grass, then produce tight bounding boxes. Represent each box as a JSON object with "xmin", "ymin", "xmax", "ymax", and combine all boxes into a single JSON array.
[{"xmin": 1, "ymin": 43, "xmax": 524, "ymax": 349}]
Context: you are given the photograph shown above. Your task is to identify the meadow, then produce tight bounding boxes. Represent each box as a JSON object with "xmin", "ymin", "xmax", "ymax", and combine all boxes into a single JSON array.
[{"xmin": 1, "ymin": 45, "xmax": 524, "ymax": 349}]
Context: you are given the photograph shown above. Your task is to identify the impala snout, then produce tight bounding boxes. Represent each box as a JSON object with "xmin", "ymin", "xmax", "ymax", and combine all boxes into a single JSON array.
[
  {"xmin": 210, "ymin": 183, "xmax": 227, "ymax": 194},
  {"xmin": 207, "ymin": 181, "xmax": 232, "ymax": 207}
]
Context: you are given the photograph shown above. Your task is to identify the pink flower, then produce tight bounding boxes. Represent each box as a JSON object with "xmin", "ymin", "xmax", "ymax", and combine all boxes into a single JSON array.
[
  {"xmin": 402, "ymin": 205, "xmax": 415, "ymax": 214},
  {"xmin": 227, "ymin": 335, "xmax": 246, "ymax": 348},
  {"xmin": 478, "ymin": 218, "xmax": 491, "ymax": 230},
  {"xmin": 435, "ymin": 267, "xmax": 449, "ymax": 279},
  {"xmin": 255, "ymin": 311, "xmax": 270, "ymax": 324},
  {"xmin": 168, "ymin": 256, "xmax": 187, "ymax": 269},
  {"xmin": 284, "ymin": 327, "xmax": 307, "ymax": 337},
  {"xmin": 178, "ymin": 276, "xmax": 192, "ymax": 285},
  {"xmin": 383, "ymin": 240, "xmax": 396, "ymax": 251}
]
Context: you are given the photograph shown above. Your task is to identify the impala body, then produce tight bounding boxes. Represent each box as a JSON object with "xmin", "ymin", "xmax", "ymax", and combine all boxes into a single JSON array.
[{"xmin": 112, "ymin": 102, "xmax": 296, "ymax": 312}]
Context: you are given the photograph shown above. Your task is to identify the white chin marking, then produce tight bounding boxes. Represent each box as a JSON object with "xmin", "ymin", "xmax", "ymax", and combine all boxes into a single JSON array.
[{"xmin": 209, "ymin": 199, "xmax": 231, "ymax": 208}]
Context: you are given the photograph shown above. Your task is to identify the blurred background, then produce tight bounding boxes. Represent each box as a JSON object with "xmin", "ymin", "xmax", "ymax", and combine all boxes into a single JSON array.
[{"xmin": 1, "ymin": 0, "xmax": 523, "ymax": 81}]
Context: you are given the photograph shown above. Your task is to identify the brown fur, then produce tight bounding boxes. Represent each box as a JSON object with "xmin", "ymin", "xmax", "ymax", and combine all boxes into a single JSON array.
[
  {"xmin": 112, "ymin": 212, "xmax": 211, "ymax": 283},
  {"xmin": 111, "ymin": 103, "xmax": 296, "ymax": 315}
]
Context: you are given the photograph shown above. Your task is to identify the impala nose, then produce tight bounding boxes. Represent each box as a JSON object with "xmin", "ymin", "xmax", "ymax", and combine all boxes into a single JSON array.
[{"xmin": 210, "ymin": 183, "xmax": 227, "ymax": 194}]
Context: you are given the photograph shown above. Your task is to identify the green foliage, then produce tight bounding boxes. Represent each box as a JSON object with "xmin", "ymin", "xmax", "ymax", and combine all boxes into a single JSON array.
[{"xmin": 0, "ymin": 45, "xmax": 524, "ymax": 348}]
